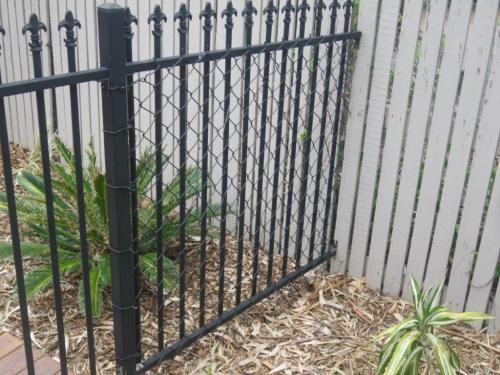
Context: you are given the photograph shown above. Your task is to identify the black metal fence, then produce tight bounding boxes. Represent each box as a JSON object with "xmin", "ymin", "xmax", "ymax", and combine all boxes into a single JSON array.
[{"xmin": 0, "ymin": 0, "xmax": 359, "ymax": 374}]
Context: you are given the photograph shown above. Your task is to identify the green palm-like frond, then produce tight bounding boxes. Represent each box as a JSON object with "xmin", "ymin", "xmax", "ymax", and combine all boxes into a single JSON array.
[
  {"xmin": 139, "ymin": 253, "xmax": 177, "ymax": 291},
  {"xmin": 376, "ymin": 276, "xmax": 493, "ymax": 374},
  {"xmin": 93, "ymin": 173, "xmax": 108, "ymax": 228},
  {"xmin": 377, "ymin": 335, "xmax": 399, "ymax": 375},
  {"xmin": 384, "ymin": 331, "xmax": 420, "ymax": 374},
  {"xmin": 54, "ymin": 136, "xmax": 75, "ymax": 168},
  {"xmin": 400, "ymin": 346, "xmax": 422, "ymax": 375},
  {"xmin": 25, "ymin": 255, "xmax": 81, "ymax": 300},
  {"xmin": 77, "ymin": 259, "xmax": 110, "ymax": 318},
  {"xmin": 375, "ymin": 318, "xmax": 418, "ymax": 342},
  {"xmin": 0, "ymin": 136, "xmax": 223, "ymax": 318},
  {"xmin": 426, "ymin": 333, "xmax": 456, "ymax": 375},
  {"xmin": 0, "ymin": 241, "xmax": 50, "ymax": 260}
]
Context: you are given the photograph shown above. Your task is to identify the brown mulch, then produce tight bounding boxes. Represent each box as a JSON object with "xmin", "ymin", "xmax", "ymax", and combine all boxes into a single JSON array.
[{"xmin": 0, "ymin": 143, "xmax": 499, "ymax": 374}]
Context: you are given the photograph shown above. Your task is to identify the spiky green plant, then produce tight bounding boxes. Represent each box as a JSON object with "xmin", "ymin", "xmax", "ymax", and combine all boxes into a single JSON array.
[
  {"xmin": 0, "ymin": 137, "xmax": 220, "ymax": 317},
  {"xmin": 375, "ymin": 276, "xmax": 492, "ymax": 375}
]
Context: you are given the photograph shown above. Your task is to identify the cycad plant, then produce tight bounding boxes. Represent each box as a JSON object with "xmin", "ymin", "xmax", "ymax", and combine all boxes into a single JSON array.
[
  {"xmin": 376, "ymin": 276, "xmax": 491, "ymax": 375},
  {"xmin": 0, "ymin": 137, "xmax": 218, "ymax": 317}
]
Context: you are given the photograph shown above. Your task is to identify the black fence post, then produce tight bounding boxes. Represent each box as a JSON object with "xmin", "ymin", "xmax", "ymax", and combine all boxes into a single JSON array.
[
  {"xmin": 123, "ymin": 7, "xmax": 141, "ymax": 362},
  {"xmin": 97, "ymin": 4, "xmax": 138, "ymax": 375}
]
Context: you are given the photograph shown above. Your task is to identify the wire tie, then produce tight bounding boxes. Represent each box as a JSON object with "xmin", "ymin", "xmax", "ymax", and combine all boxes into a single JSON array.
[
  {"xmin": 103, "ymin": 125, "xmax": 133, "ymax": 135},
  {"xmin": 107, "ymin": 244, "xmax": 137, "ymax": 255}
]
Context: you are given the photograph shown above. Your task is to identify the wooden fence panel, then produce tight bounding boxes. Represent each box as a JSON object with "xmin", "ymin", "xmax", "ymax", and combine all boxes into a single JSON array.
[
  {"xmin": 348, "ymin": 0, "xmax": 402, "ymax": 278},
  {"xmin": 332, "ymin": 0, "xmax": 380, "ymax": 274},
  {"xmin": 491, "ymin": 279, "xmax": 500, "ymax": 333},
  {"xmin": 444, "ymin": 27, "xmax": 500, "ymax": 312},
  {"xmin": 382, "ymin": 0, "xmax": 447, "ymax": 296},
  {"xmin": 412, "ymin": 0, "xmax": 473, "ymax": 291},
  {"xmin": 334, "ymin": 0, "xmax": 499, "ymax": 330},
  {"xmin": 417, "ymin": 0, "xmax": 497, "ymax": 300},
  {"xmin": 0, "ymin": 2, "xmax": 16, "ymax": 145},
  {"xmin": 466, "ymin": 161, "xmax": 500, "ymax": 330},
  {"xmin": 366, "ymin": 0, "xmax": 424, "ymax": 290},
  {"xmin": 5, "ymin": 1, "xmax": 34, "ymax": 148}
]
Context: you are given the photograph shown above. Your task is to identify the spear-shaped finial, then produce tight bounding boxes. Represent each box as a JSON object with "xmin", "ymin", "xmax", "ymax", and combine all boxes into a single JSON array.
[
  {"xmin": 314, "ymin": 0, "xmax": 327, "ymax": 22},
  {"xmin": 242, "ymin": 1, "xmax": 257, "ymax": 29},
  {"xmin": 329, "ymin": 0, "xmax": 341, "ymax": 11},
  {"xmin": 124, "ymin": 7, "xmax": 138, "ymax": 40},
  {"xmin": 222, "ymin": 1, "xmax": 238, "ymax": 30},
  {"xmin": 344, "ymin": 0, "xmax": 353, "ymax": 14},
  {"xmin": 328, "ymin": 0, "xmax": 340, "ymax": 32},
  {"xmin": 200, "ymin": 2, "xmax": 216, "ymax": 32},
  {"xmin": 148, "ymin": 5, "xmax": 167, "ymax": 37},
  {"xmin": 22, "ymin": 14, "xmax": 47, "ymax": 52},
  {"xmin": 263, "ymin": 0, "xmax": 278, "ymax": 26},
  {"xmin": 343, "ymin": 0, "xmax": 353, "ymax": 30},
  {"xmin": 174, "ymin": 3, "xmax": 192, "ymax": 35},
  {"xmin": 282, "ymin": 0, "xmax": 295, "ymax": 26},
  {"xmin": 58, "ymin": 11, "xmax": 81, "ymax": 48},
  {"xmin": 297, "ymin": 0, "xmax": 310, "ymax": 24}
]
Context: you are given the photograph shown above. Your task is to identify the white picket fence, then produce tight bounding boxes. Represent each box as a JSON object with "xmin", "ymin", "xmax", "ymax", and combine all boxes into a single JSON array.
[{"xmin": 0, "ymin": 0, "xmax": 499, "ymax": 332}]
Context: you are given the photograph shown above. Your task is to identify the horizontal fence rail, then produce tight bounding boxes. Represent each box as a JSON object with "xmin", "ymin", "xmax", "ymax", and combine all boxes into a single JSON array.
[{"xmin": 0, "ymin": 0, "xmax": 359, "ymax": 374}]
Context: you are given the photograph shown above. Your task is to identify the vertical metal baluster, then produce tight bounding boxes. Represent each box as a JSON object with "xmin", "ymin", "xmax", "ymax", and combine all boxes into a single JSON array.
[
  {"xmin": 281, "ymin": 0, "xmax": 309, "ymax": 277},
  {"xmin": 253, "ymin": 1, "xmax": 277, "ymax": 292},
  {"xmin": 123, "ymin": 6, "xmax": 141, "ymax": 361},
  {"xmin": 98, "ymin": 5, "xmax": 138, "ymax": 374},
  {"xmin": 199, "ymin": 2, "xmax": 215, "ymax": 326},
  {"xmin": 174, "ymin": 3, "xmax": 192, "ymax": 339},
  {"xmin": 0, "ymin": 26, "xmax": 35, "ymax": 375},
  {"xmin": 308, "ymin": 0, "xmax": 336, "ymax": 260},
  {"xmin": 295, "ymin": 0, "xmax": 325, "ymax": 265},
  {"xmin": 237, "ymin": 0, "xmax": 257, "ymax": 302},
  {"xmin": 220, "ymin": 1, "xmax": 237, "ymax": 312},
  {"xmin": 22, "ymin": 15, "xmax": 68, "ymax": 375},
  {"xmin": 148, "ymin": 5, "xmax": 167, "ymax": 351},
  {"xmin": 58, "ymin": 12, "xmax": 97, "ymax": 375},
  {"xmin": 321, "ymin": 0, "xmax": 352, "ymax": 256},
  {"xmin": 267, "ymin": 1, "xmax": 294, "ymax": 286}
]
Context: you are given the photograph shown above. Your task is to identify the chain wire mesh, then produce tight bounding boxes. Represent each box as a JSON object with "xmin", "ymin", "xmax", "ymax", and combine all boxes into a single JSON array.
[{"xmin": 122, "ymin": 33, "xmax": 356, "ymax": 368}]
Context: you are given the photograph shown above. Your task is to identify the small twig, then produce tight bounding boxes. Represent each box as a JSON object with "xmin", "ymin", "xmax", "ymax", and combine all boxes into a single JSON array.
[
  {"xmin": 441, "ymin": 328, "xmax": 500, "ymax": 355},
  {"xmin": 345, "ymin": 299, "xmax": 373, "ymax": 323}
]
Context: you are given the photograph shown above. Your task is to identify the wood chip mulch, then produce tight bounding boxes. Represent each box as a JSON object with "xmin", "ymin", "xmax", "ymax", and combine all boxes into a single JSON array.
[{"xmin": 0, "ymin": 143, "xmax": 499, "ymax": 374}]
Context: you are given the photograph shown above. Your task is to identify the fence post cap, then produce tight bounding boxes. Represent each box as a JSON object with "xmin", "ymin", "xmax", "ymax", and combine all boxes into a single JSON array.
[{"xmin": 98, "ymin": 3, "xmax": 123, "ymax": 12}]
